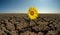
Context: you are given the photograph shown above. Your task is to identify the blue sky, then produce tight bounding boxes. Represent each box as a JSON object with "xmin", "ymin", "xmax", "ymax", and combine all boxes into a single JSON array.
[{"xmin": 0, "ymin": 0, "xmax": 60, "ymax": 13}]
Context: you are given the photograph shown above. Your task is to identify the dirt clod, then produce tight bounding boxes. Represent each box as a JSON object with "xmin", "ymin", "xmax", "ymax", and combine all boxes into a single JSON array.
[{"xmin": 0, "ymin": 14, "xmax": 60, "ymax": 35}]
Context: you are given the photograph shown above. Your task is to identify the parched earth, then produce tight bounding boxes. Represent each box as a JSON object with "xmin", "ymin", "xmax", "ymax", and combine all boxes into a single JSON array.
[{"xmin": 0, "ymin": 14, "xmax": 60, "ymax": 35}]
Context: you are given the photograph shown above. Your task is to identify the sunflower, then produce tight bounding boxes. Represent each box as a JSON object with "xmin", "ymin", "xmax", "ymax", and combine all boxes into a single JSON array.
[{"xmin": 27, "ymin": 6, "xmax": 38, "ymax": 20}]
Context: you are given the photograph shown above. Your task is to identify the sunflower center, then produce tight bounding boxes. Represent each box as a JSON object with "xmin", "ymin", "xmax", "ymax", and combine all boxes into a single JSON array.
[{"xmin": 30, "ymin": 11, "xmax": 34, "ymax": 15}]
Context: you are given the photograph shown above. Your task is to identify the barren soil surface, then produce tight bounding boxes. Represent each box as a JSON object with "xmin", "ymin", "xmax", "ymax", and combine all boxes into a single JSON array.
[{"xmin": 0, "ymin": 14, "xmax": 60, "ymax": 35}]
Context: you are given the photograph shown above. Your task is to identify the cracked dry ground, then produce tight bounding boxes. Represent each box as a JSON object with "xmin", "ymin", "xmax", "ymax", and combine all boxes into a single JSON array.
[{"xmin": 0, "ymin": 14, "xmax": 60, "ymax": 35}]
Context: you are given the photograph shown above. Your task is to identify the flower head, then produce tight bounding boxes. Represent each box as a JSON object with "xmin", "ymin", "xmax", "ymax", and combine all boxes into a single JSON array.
[{"xmin": 27, "ymin": 6, "xmax": 38, "ymax": 20}]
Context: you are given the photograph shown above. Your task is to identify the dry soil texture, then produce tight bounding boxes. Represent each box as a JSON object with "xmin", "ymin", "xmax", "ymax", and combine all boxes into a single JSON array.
[{"xmin": 0, "ymin": 14, "xmax": 60, "ymax": 35}]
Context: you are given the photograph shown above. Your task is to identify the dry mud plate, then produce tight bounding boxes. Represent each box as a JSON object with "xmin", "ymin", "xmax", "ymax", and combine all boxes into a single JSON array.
[{"xmin": 0, "ymin": 14, "xmax": 60, "ymax": 35}]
